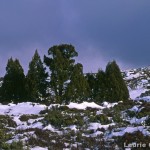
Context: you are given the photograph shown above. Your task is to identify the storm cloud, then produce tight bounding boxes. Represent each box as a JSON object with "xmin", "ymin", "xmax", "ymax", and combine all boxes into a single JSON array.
[{"xmin": 0, "ymin": 0, "xmax": 150, "ymax": 76}]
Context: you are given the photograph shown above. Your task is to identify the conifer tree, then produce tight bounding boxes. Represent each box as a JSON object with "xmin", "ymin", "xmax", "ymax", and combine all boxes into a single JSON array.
[
  {"xmin": 44, "ymin": 44, "xmax": 78, "ymax": 103},
  {"xmin": 0, "ymin": 58, "xmax": 26, "ymax": 103},
  {"xmin": 105, "ymin": 61, "xmax": 129, "ymax": 102},
  {"xmin": 94, "ymin": 69, "xmax": 107, "ymax": 102},
  {"xmin": 85, "ymin": 73, "xmax": 96, "ymax": 100},
  {"xmin": 65, "ymin": 63, "xmax": 89, "ymax": 103},
  {"xmin": 26, "ymin": 50, "xmax": 48, "ymax": 102}
]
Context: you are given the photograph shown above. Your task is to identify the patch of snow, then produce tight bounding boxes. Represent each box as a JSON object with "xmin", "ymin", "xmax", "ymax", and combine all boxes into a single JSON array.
[
  {"xmin": 141, "ymin": 79, "xmax": 148, "ymax": 84},
  {"xmin": 48, "ymin": 104, "xmax": 60, "ymax": 109},
  {"xmin": 88, "ymin": 122, "xmax": 115, "ymax": 131},
  {"xmin": 31, "ymin": 147, "xmax": 48, "ymax": 150},
  {"xmin": 43, "ymin": 124, "xmax": 55, "ymax": 131},
  {"xmin": 67, "ymin": 102, "xmax": 104, "ymax": 110},
  {"xmin": 129, "ymin": 116, "xmax": 147, "ymax": 124},
  {"xmin": 0, "ymin": 102, "xmax": 46, "ymax": 116},
  {"xmin": 13, "ymin": 116, "xmax": 25, "ymax": 127},
  {"xmin": 68, "ymin": 125, "xmax": 77, "ymax": 131},
  {"xmin": 129, "ymin": 88, "xmax": 147, "ymax": 100},
  {"xmin": 102, "ymin": 101, "xmax": 118, "ymax": 108},
  {"xmin": 0, "ymin": 104, "xmax": 11, "ymax": 114},
  {"xmin": 135, "ymin": 96, "xmax": 150, "ymax": 102},
  {"xmin": 125, "ymin": 72, "xmax": 140, "ymax": 80},
  {"xmin": 109, "ymin": 126, "xmax": 148, "ymax": 138},
  {"xmin": 30, "ymin": 122, "xmax": 43, "ymax": 129},
  {"xmin": 43, "ymin": 124, "xmax": 62, "ymax": 134},
  {"xmin": 64, "ymin": 143, "xmax": 69, "ymax": 147},
  {"xmin": 125, "ymin": 148, "xmax": 131, "ymax": 150},
  {"xmin": 96, "ymin": 110, "xmax": 103, "ymax": 115},
  {"xmin": 129, "ymin": 106, "xmax": 139, "ymax": 112},
  {"xmin": 28, "ymin": 117, "xmax": 44, "ymax": 124}
]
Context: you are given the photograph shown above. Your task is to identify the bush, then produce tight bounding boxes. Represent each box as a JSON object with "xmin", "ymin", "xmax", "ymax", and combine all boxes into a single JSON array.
[
  {"xmin": 126, "ymin": 110, "xmax": 137, "ymax": 118},
  {"xmin": 0, "ymin": 115, "xmax": 17, "ymax": 128},
  {"xmin": 115, "ymin": 131, "xmax": 150, "ymax": 149},
  {"xmin": 0, "ymin": 129, "xmax": 12, "ymax": 148},
  {"xmin": 9, "ymin": 141, "xmax": 24, "ymax": 150},
  {"xmin": 44, "ymin": 106, "xmax": 85, "ymax": 128},
  {"xmin": 19, "ymin": 114, "xmax": 38, "ymax": 122},
  {"xmin": 89, "ymin": 114, "xmax": 111, "ymax": 125},
  {"xmin": 44, "ymin": 106, "xmax": 64, "ymax": 128}
]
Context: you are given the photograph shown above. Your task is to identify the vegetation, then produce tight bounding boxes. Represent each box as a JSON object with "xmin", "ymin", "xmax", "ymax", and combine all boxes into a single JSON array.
[
  {"xmin": 65, "ymin": 63, "xmax": 89, "ymax": 103},
  {"xmin": 26, "ymin": 50, "xmax": 48, "ymax": 102},
  {"xmin": 44, "ymin": 44, "xmax": 79, "ymax": 103},
  {"xmin": 105, "ymin": 61, "xmax": 129, "ymax": 102},
  {"xmin": 0, "ymin": 98, "xmax": 150, "ymax": 149},
  {"xmin": 0, "ymin": 43, "xmax": 131, "ymax": 149},
  {"xmin": 86, "ymin": 61, "xmax": 129, "ymax": 103},
  {"xmin": 0, "ymin": 44, "xmax": 129, "ymax": 104},
  {"xmin": 0, "ymin": 58, "xmax": 26, "ymax": 103},
  {"xmin": 94, "ymin": 69, "xmax": 107, "ymax": 102}
]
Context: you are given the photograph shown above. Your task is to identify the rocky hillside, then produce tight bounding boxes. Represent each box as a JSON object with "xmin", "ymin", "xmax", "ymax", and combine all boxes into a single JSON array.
[
  {"xmin": 123, "ymin": 66, "xmax": 150, "ymax": 100},
  {"xmin": 1, "ymin": 67, "xmax": 150, "ymax": 150}
]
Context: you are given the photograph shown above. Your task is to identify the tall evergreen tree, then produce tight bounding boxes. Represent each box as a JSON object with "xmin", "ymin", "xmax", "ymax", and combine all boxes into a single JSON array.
[
  {"xmin": 44, "ymin": 44, "xmax": 78, "ymax": 103},
  {"xmin": 94, "ymin": 69, "xmax": 107, "ymax": 102},
  {"xmin": 105, "ymin": 61, "xmax": 129, "ymax": 102},
  {"xmin": 26, "ymin": 50, "xmax": 48, "ymax": 102},
  {"xmin": 85, "ymin": 73, "xmax": 96, "ymax": 100},
  {"xmin": 0, "ymin": 58, "xmax": 26, "ymax": 103},
  {"xmin": 65, "ymin": 63, "xmax": 89, "ymax": 103}
]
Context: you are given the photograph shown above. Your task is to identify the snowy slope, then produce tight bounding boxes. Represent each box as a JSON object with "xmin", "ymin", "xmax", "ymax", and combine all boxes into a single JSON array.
[
  {"xmin": 123, "ymin": 66, "xmax": 150, "ymax": 100},
  {"xmin": 0, "ymin": 99, "xmax": 149, "ymax": 149},
  {"xmin": 1, "ymin": 66, "xmax": 150, "ymax": 149}
]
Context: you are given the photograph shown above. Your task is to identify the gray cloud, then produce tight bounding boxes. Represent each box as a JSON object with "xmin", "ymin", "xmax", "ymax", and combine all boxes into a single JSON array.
[{"xmin": 0, "ymin": 0, "xmax": 150, "ymax": 76}]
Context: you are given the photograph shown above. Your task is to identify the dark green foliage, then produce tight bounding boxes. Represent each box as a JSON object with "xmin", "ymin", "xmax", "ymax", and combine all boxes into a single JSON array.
[
  {"xmin": 44, "ymin": 44, "xmax": 78, "ymax": 103},
  {"xmin": 89, "ymin": 114, "xmax": 111, "ymax": 124},
  {"xmin": 1, "ymin": 141, "xmax": 24, "ymax": 150},
  {"xmin": 26, "ymin": 50, "xmax": 48, "ymax": 102},
  {"xmin": 105, "ymin": 61, "xmax": 129, "ymax": 102},
  {"xmin": 0, "ymin": 44, "xmax": 129, "ymax": 104},
  {"xmin": 19, "ymin": 114, "xmax": 38, "ymax": 122},
  {"xmin": 44, "ymin": 44, "xmax": 89, "ymax": 104},
  {"xmin": 0, "ymin": 129, "xmax": 8, "ymax": 147},
  {"xmin": 44, "ymin": 106, "xmax": 64, "ymax": 128},
  {"xmin": 44, "ymin": 106, "xmax": 84, "ymax": 128},
  {"xmin": 0, "ymin": 115, "xmax": 17, "ymax": 128},
  {"xmin": 26, "ymin": 50, "xmax": 48, "ymax": 101},
  {"xmin": 137, "ymin": 103, "xmax": 150, "ymax": 118},
  {"xmin": 85, "ymin": 73, "xmax": 96, "ymax": 100},
  {"xmin": 94, "ymin": 69, "xmax": 107, "ymax": 102},
  {"xmin": 10, "ymin": 141, "xmax": 24, "ymax": 150},
  {"xmin": 86, "ymin": 61, "xmax": 129, "ymax": 103},
  {"xmin": 65, "ymin": 63, "xmax": 89, "ymax": 103},
  {"xmin": 0, "ymin": 58, "xmax": 26, "ymax": 103},
  {"xmin": 126, "ymin": 110, "xmax": 137, "ymax": 118}
]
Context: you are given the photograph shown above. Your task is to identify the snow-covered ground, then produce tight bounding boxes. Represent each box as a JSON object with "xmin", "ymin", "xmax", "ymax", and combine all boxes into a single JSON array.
[
  {"xmin": 124, "ymin": 66, "xmax": 150, "ymax": 101},
  {"xmin": 129, "ymin": 88, "xmax": 148, "ymax": 100},
  {"xmin": 1, "ymin": 66, "xmax": 150, "ymax": 149},
  {"xmin": 0, "ymin": 102, "xmax": 46, "ymax": 115}
]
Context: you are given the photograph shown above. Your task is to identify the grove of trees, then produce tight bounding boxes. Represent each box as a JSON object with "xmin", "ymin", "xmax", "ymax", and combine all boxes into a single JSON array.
[{"xmin": 0, "ymin": 44, "xmax": 129, "ymax": 104}]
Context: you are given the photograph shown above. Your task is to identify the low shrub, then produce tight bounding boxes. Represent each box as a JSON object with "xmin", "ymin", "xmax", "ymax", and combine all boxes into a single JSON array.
[
  {"xmin": 89, "ymin": 114, "xmax": 111, "ymax": 125},
  {"xmin": 0, "ymin": 115, "xmax": 17, "ymax": 128},
  {"xmin": 44, "ymin": 106, "xmax": 64, "ymax": 128},
  {"xmin": 115, "ymin": 131, "xmax": 150, "ymax": 149},
  {"xmin": 19, "ymin": 114, "xmax": 38, "ymax": 122}
]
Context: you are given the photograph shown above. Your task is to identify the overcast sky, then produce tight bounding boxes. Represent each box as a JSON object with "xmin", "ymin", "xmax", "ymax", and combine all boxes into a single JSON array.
[{"xmin": 0, "ymin": 0, "xmax": 150, "ymax": 76}]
